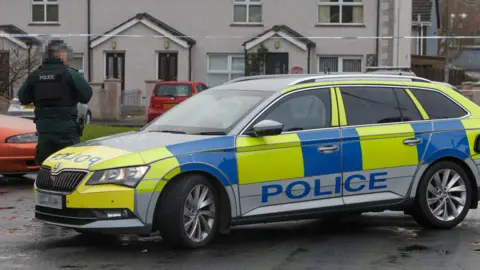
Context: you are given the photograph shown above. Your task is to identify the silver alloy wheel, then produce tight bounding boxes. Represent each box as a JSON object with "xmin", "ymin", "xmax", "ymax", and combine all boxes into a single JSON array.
[
  {"xmin": 183, "ymin": 184, "xmax": 216, "ymax": 243},
  {"xmin": 426, "ymin": 169, "xmax": 467, "ymax": 222}
]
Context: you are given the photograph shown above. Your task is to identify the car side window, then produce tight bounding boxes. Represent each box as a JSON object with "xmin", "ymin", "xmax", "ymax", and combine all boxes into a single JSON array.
[
  {"xmin": 341, "ymin": 86, "xmax": 403, "ymax": 125},
  {"xmin": 197, "ymin": 84, "xmax": 208, "ymax": 92},
  {"xmin": 255, "ymin": 89, "xmax": 331, "ymax": 132},
  {"xmin": 409, "ymin": 88, "xmax": 467, "ymax": 119},
  {"xmin": 394, "ymin": 88, "xmax": 422, "ymax": 121}
]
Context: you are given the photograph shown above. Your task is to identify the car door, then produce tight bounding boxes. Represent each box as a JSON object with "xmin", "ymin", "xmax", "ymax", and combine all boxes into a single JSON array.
[
  {"xmin": 337, "ymin": 85, "xmax": 426, "ymax": 205},
  {"xmin": 235, "ymin": 87, "xmax": 343, "ymax": 217}
]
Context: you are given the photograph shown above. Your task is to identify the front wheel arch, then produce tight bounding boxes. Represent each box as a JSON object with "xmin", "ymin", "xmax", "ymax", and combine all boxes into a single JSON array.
[{"xmin": 152, "ymin": 171, "xmax": 232, "ymax": 234}]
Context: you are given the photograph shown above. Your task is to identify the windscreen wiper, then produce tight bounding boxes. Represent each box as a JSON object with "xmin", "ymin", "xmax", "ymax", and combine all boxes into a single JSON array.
[
  {"xmin": 195, "ymin": 131, "xmax": 226, "ymax": 135},
  {"xmin": 149, "ymin": 130, "xmax": 186, "ymax": 134}
]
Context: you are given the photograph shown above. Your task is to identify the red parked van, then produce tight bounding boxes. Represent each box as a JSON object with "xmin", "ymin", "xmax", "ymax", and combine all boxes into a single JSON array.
[{"xmin": 147, "ymin": 81, "xmax": 208, "ymax": 123}]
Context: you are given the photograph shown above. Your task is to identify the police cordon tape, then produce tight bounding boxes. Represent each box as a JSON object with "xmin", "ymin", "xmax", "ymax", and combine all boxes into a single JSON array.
[{"xmin": 1, "ymin": 33, "xmax": 480, "ymax": 40}]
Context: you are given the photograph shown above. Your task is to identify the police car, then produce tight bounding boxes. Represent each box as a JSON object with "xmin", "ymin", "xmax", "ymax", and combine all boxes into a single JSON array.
[
  {"xmin": 8, "ymin": 97, "xmax": 92, "ymax": 124},
  {"xmin": 34, "ymin": 73, "xmax": 480, "ymax": 249}
]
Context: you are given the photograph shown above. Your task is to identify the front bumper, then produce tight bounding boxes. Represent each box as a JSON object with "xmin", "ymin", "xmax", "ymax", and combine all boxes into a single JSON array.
[
  {"xmin": 33, "ymin": 179, "xmax": 151, "ymax": 234},
  {"xmin": 0, "ymin": 142, "xmax": 38, "ymax": 173},
  {"xmin": 34, "ymin": 206, "xmax": 151, "ymax": 234}
]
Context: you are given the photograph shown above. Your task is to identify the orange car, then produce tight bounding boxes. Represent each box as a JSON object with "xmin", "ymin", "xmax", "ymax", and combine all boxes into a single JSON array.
[{"xmin": 0, "ymin": 114, "xmax": 39, "ymax": 177}]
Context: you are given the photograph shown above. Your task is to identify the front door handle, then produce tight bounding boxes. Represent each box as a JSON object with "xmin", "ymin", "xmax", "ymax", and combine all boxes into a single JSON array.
[
  {"xmin": 403, "ymin": 138, "xmax": 422, "ymax": 146},
  {"xmin": 318, "ymin": 145, "xmax": 339, "ymax": 154}
]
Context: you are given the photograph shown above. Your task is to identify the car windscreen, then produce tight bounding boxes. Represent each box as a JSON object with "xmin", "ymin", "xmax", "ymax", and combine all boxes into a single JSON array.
[
  {"xmin": 155, "ymin": 84, "xmax": 193, "ymax": 97},
  {"xmin": 144, "ymin": 89, "xmax": 272, "ymax": 135}
]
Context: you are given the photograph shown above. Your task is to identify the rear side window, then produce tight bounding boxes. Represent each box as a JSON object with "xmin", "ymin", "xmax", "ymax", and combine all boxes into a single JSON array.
[
  {"xmin": 341, "ymin": 86, "xmax": 402, "ymax": 126},
  {"xmin": 409, "ymin": 88, "xmax": 467, "ymax": 119},
  {"xmin": 394, "ymin": 88, "xmax": 422, "ymax": 121},
  {"xmin": 155, "ymin": 84, "xmax": 192, "ymax": 97}
]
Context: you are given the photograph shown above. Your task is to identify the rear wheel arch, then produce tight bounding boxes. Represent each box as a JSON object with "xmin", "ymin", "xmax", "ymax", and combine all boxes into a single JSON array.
[
  {"xmin": 418, "ymin": 157, "xmax": 478, "ymax": 209},
  {"xmin": 152, "ymin": 170, "xmax": 233, "ymax": 234}
]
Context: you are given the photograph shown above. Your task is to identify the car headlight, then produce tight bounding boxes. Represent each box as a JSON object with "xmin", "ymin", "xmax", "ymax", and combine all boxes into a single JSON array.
[
  {"xmin": 5, "ymin": 133, "xmax": 38, "ymax": 143},
  {"xmin": 86, "ymin": 166, "xmax": 150, "ymax": 187}
]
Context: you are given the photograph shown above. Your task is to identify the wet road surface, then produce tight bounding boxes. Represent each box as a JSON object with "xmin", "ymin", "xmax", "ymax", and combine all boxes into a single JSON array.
[{"xmin": 1, "ymin": 174, "xmax": 480, "ymax": 270}]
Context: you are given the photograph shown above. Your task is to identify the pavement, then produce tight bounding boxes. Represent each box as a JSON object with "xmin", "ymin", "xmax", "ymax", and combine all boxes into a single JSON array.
[{"xmin": 1, "ymin": 174, "xmax": 480, "ymax": 270}]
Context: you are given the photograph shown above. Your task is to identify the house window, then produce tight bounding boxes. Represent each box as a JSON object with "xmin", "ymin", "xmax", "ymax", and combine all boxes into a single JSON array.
[
  {"xmin": 69, "ymin": 54, "xmax": 84, "ymax": 75},
  {"xmin": 233, "ymin": 0, "xmax": 262, "ymax": 23},
  {"xmin": 32, "ymin": 0, "xmax": 59, "ymax": 23},
  {"xmin": 318, "ymin": 0, "xmax": 363, "ymax": 24},
  {"xmin": 207, "ymin": 54, "xmax": 245, "ymax": 87},
  {"xmin": 318, "ymin": 56, "xmax": 363, "ymax": 73}
]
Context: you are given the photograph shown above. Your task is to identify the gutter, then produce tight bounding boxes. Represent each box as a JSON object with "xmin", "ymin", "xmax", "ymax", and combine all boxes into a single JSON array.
[
  {"xmin": 375, "ymin": 0, "xmax": 381, "ymax": 65},
  {"xmin": 188, "ymin": 44, "xmax": 192, "ymax": 80},
  {"xmin": 244, "ymin": 46, "xmax": 248, "ymax": 76},
  {"xmin": 87, "ymin": 0, "xmax": 92, "ymax": 81},
  {"xmin": 307, "ymin": 45, "xmax": 312, "ymax": 73}
]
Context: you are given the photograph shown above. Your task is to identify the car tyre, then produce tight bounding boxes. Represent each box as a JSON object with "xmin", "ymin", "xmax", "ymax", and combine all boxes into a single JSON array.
[
  {"xmin": 411, "ymin": 161, "xmax": 472, "ymax": 229},
  {"xmin": 157, "ymin": 174, "xmax": 218, "ymax": 249}
]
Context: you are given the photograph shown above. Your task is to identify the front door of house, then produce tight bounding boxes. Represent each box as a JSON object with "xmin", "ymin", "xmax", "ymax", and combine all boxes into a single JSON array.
[
  {"xmin": 106, "ymin": 52, "xmax": 125, "ymax": 89},
  {"xmin": 158, "ymin": 52, "xmax": 178, "ymax": 81},
  {"xmin": 265, "ymin": 53, "xmax": 288, "ymax": 75}
]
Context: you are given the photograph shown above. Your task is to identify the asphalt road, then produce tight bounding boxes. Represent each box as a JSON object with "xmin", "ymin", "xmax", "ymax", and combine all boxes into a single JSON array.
[{"xmin": 1, "ymin": 174, "xmax": 480, "ymax": 270}]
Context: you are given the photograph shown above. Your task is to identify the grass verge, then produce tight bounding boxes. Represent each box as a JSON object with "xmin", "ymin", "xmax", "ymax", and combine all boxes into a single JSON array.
[{"xmin": 81, "ymin": 125, "xmax": 138, "ymax": 142}]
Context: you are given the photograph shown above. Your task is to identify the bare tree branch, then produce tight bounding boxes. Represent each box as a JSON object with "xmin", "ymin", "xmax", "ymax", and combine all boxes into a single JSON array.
[{"xmin": 0, "ymin": 46, "xmax": 42, "ymax": 99}]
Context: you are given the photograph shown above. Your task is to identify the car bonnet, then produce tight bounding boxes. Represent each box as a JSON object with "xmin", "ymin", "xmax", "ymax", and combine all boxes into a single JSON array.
[{"xmin": 41, "ymin": 131, "xmax": 230, "ymax": 171}]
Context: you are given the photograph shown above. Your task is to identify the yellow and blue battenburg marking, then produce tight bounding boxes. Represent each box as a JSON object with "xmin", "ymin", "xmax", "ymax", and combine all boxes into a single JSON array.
[
  {"xmin": 164, "ymin": 136, "xmax": 239, "ymax": 186},
  {"xmin": 156, "ymin": 119, "xmax": 476, "ymax": 185}
]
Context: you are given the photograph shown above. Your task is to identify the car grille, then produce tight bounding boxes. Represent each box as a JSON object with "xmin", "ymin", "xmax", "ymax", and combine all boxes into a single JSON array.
[{"xmin": 35, "ymin": 167, "xmax": 87, "ymax": 193}]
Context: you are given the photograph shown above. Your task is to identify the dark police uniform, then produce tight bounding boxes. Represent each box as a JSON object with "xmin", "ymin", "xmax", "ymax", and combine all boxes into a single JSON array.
[{"xmin": 18, "ymin": 57, "xmax": 93, "ymax": 164}]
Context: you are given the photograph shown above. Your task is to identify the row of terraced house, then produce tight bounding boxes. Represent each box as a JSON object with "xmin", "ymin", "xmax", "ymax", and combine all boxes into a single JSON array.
[{"xmin": 0, "ymin": 0, "xmax": 439, "ymax": 101}]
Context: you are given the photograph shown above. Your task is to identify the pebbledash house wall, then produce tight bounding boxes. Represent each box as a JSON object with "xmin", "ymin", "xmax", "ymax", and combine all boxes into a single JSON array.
[
  {"xmin": 0, "ymin": 0, "xmax": 89, "ymax": 76},
  {"xmin": 0, "ymin": 0, "xmax": 412, "ymax": 91},
  {"xmin": 89, "ymin": 0, "xmax": 412, "ymax": 90}
]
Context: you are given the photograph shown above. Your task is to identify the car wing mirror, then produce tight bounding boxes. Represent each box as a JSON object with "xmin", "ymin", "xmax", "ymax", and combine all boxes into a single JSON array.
[{"xmin": 249, "ymin": 119, "xmax": 284, "ymax": 137}]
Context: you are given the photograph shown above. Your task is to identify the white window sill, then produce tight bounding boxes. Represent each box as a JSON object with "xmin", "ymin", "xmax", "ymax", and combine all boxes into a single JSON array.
[
  {"xmin": 29, "ymin": 22, "xmax": 60, "ymax": 26},
  {"xmin": 230, "ymin": 23, "xmax": 264, "ymax": 27},
  {"xmin": 315, "ymin": 23, "xmax": 365, "ymax": 27}
]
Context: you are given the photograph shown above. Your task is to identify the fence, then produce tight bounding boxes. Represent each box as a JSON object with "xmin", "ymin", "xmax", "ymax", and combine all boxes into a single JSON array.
[
  {"xmin": 411, "ymin": 67, "xmax": 467, "ymax": 86},
  {"xmin": 120, "ymin": 89, "xmax": 148, "ymax": 116}
]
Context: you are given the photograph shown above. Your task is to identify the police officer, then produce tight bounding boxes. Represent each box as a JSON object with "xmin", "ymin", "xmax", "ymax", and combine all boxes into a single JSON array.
[{"xmin": 18, "ymin": 39, "xmax": 93, "ymax": 164}]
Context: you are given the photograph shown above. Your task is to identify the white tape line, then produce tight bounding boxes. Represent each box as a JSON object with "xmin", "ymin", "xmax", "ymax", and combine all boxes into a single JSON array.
[{"xmin": 2, "ymin": 33, "xmax": 480, "ymax": 40}]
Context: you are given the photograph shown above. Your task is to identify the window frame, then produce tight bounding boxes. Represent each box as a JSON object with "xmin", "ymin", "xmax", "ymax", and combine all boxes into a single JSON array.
[
  {"xmin": 239, "ymin": 87, "xmax": 336, "ymax": 136},
  {"xmin": 206, "ymin": 54, "xmax": 245, "ymax": 86},
  {"xmin": 407, "ymin": 87, "xmax": 470, "ymax": 120},
  {"xmin": 317, "ymin": 0, "xmax": 364, "ymax": 25},
  {"xmin": 233, "ymin": 0, "xmax": 263, "ymax": 24},
  {"xmin": 31, "ymin": 0, "xmax": 59, "ymax": 23},
  {"xmin": 318, "ymin": 55, "xmax": 364, "ymax": 73},
  {"xmin": 336, "ymin": 84, "xmax": 470, "ymax": 128},
  {"xmin": 339, "ymin": 85, "xmax": 408, "ymax": 127}
]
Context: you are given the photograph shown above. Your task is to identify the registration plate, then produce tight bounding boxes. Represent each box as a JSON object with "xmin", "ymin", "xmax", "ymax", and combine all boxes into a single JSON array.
[
  {"xmin": 22, "ymin": 105, "xmax": 35, "ymax": 110},
  {"xmin": 35, "ymin": 192, "xmax": 63, "ymax": 209},
  {"xmin": 164, "ymin": 104, "xmax": 176, "ymax": 109}
]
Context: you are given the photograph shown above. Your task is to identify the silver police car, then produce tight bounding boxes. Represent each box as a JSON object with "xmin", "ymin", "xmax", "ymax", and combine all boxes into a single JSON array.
[{"xmin": 7, "ymin": 97, "xmax": 92, "ymax": 124}]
